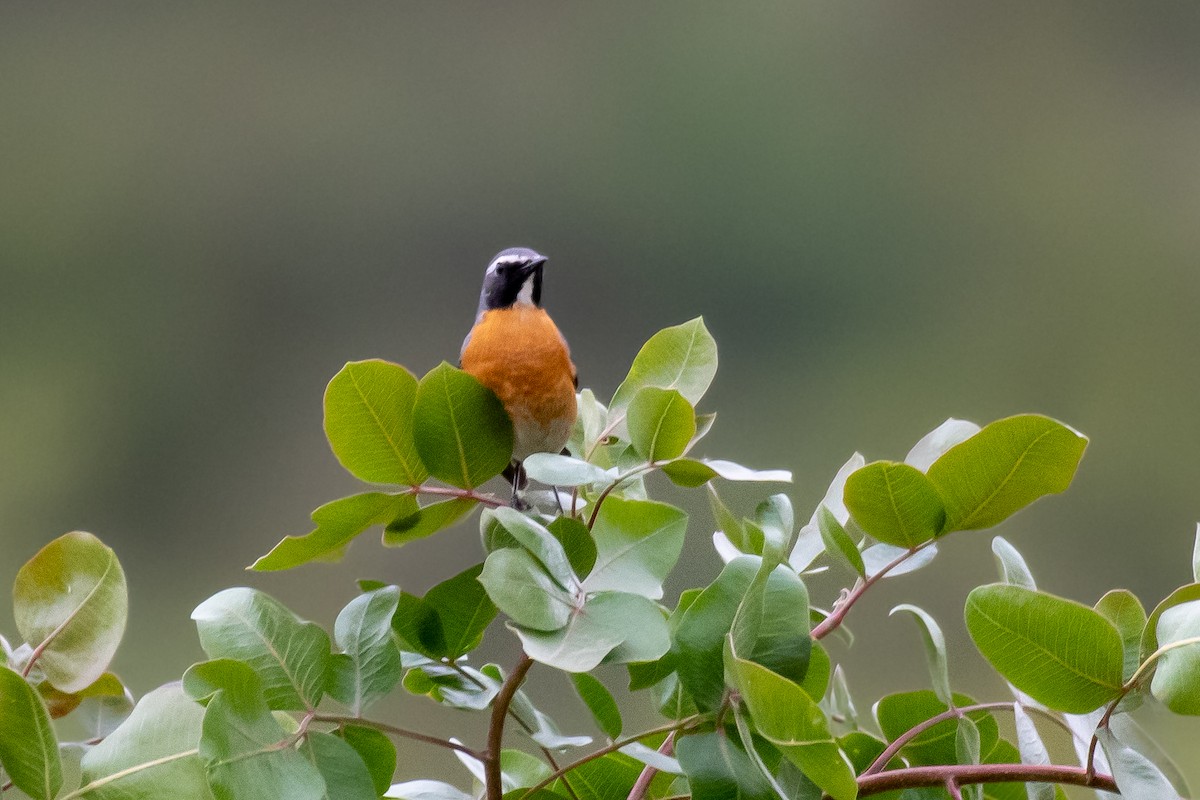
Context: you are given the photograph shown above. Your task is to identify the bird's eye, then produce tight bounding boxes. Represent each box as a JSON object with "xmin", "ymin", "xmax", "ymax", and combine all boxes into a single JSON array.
[{"xmin": 495, "ymin": 265, "xmax": 506, "ymax": 275}]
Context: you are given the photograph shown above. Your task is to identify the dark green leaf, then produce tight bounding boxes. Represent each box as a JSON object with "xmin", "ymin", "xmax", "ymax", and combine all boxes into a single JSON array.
[
  {"xmin": 673, "ymin": 557, "xmax": 759, "ymax": 711},
  {"xmin": 583, "ymin": 497, "xmax": 688, "ymax": 600},
  {"xmin": 1095, "ymin": 589, "xmax": 1146, "ymax": 682},
  {"xmin": 425, "ymin": 564, "xmax": 497, "ymax": 659},
  {"xmin": 254, "ymin": 492, "xmax": 416, "ymax": 570},
  {"xmin": 926, "ymin": 415, "xmax": 1087, "ymax": 532},
  {"xmin": 391, "ymin": 592, "xmax": 446, "ymax": 658},
  {"xmin": 488, "ymin": 507, "xmax": 576, "ymax": 589},
  {"xmin": 627, "ymin": 387, "xmax": 696, "ymax": 462},
  {"xmin": 839, "ymin": 731, "xmax": 893, "ymax": 774},
  {"xmin": 676, "ymin": 731, "xmax": 775, "ymax": 800},
  {"xmin": 608, "ymin": 318, "xmax": 718, "ymax": 436},
  {"xmin": 0, "ymin": 665, "xmax": 61, "ymax": 800},
  {"xmin": 548, "ymin": 517, "xmax": 597, "ymax": 577},
  {"xmin": 192, "ymin": 587, "xmax": 332, "ymax": 711},
  {"xmin": 570, "ymin": 673, "xmax": 622, "ymax": 739},
  {"xmin": 329, "ymin": 586, "xmax": 402, "ymax": 715},
  {"xmin": 383, "ymin": 497, "xmax": 477, "ymax": 548},
  {"xmin": 76, "ymin": 684, "xmax": 212, "ymax": 800},
  {"xmin": 875, "ymin": 691, "xmax": 998, "ymax": 767},
  {"xmin": 479, "ymin": 548, "xmax": 574, "ymax": 631},
  {"xmin": 555, "ymin": 750, "xmax": 672, "ymax": 800},
  {"xmin": 817, "ymin": 505, "xmax": 865, "ymax": 577},
  {"xmin": 336, "ymin": 725, "xmax": 396, "ymax": 796},
  {"xmin": 300, "ymin": 731, "xmax": 377, "ymax": 800},
  {"xmin": 413, "ymin": 362, "xmax": 513, "ymax": 489},
  {"xmin": 965, "ymin": 585, "xmax": 1123, "ymax": 713},
  {"xmin": 324, "ymin": 359, "xmax": 426, "ymax": 485},
  {"xmin": 14, "ymin": 530, "xmax": 128, "ymax": 693},
  {"xmin": 800, "ymin": 643, "xmax": 831, "ymax": 701},
  {"xmin": 844, "ymin": 461, "xmax": 945, "ymax": 548}
]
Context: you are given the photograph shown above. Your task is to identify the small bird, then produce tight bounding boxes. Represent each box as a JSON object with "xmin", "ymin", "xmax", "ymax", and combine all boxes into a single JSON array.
[{"xmin": 460, "ymin": 247, "xmax": 578, "ymax": 506}]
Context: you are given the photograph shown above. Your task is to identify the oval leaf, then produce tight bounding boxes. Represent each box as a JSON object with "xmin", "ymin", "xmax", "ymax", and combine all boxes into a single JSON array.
[
  {"xmin": 325, "ymin": 360, "xmax": 427, "ymax": 485},
  {"xmin": 0, "ymin": 665, "xmax": 62, "ymax": 800},
  {"xmin": 626, "ymin": 387, "xmax": 695, "ymax": 462},
  {"xmin": 479, "ymin": 549, "xmax": 574, "ymax": 632},
  {"xmin": 413, "ymin": 362, "xmax": 513, "ymax": 489},
  {"xmin": 570, "ymin": 673, "xmax": 623, "ymax": 739},
  {"xmin": 582, "ymin": 497, "xmax": 688, "ymax": 600},
  {"xmin": 521, "ymin": 453, "xmax": 613, "ymax": 487},
  {"xmin": 14, "ymin": 531, "xmax": 128, "ymax": 693},
  {"xmin": 844, "ymin": 461, "xmax": 946, "ymax": 547},
  {"xmin": 926, "ymin": 414, "xmax": 1088, "ymax": 532},
  {"xmin": 329, "ymin": 586, "xmax": 403, "ymax": 716},
  {"xmin": 1149, "ymin": 600, "xmax": 1200, "ymax": 715},
  {"xmin": 608, "ymin": 318, "xmax": 718, "ymax": 434},
  {"xmin": 965, "ymin": 584, "xmax": 1123, "ymax": 713}
]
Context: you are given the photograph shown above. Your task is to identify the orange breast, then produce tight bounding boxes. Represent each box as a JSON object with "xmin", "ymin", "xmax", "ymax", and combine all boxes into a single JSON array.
[{"xmin": 461, "ymin": 307, "xmax": 578, "ymax": 459}]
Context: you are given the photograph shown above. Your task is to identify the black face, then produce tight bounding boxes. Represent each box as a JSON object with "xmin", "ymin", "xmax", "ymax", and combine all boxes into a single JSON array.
[{"xmin": 478, "ymin": 249, "xmax": 547, "ymax": 313}]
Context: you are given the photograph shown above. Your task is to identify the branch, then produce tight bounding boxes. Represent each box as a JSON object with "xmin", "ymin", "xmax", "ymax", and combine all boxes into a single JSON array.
[
  {"xmin": 410, "ymin": 484, "xmax": 508, "ymax": 508},
  {"xmin": 586, "ymin": 464, "xmax": 656, "ymax": 529},
  {"xmin": 810, "ymin": 542, "xmax": 933, "ymax": 641},
  {"xmin": 312, "ymin": 714, "xmax": 482, "ymax": 759},
  {"xmin": 486, "ymin": 654, "xmax": 536, "ymax": 800},
  {"xmin": 851, "ymin": 763, "xmax": 1118, "ymax": 798},
  {"xmin": 625, "ymin": 732, "xmax": 676, "ymax": 800}
]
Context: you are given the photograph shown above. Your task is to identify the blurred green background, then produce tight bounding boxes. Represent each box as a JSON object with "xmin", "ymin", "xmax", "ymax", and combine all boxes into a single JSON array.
[{"xmin": 3, "ymin": 2, "xmax": 1199, "ymax": 788}]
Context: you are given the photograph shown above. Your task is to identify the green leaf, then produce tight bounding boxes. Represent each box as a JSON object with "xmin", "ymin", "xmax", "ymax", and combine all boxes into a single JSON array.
[
  {"xmin": 608, "ymin": 318, "xmax": 718, "ymax": 437},
  {"xmin": 1094, "ymin": 589, "xmax": 1146, "ymax": 682},
  {"xmin": 627, "ymin": 387, "xmax": 696, "ymax": 462},
  {"xmin": 383, "ymin": 497, "xmax": 478, "ymax": 547},
  {"xmin": 571, "ymin": 673, "xmax": 622, "ymax": 739},
  {"xmin": 508, "ymin": 687, "xmax": 592, "ymax": 750},
  {"xmin": 0, "ymin": 665, "xmax": 61, "ymax": 800},
  {"xmin": 874, "ymin": 691, "xmax": 998, "ymax": 767},
  {"xmin": 1097, "ymin": 728, "xmax": 1178, "ymax": 800},
  {"xmin": 1141, "ymin": 583, "xmax": 1200, "ymax": 660},
  {"xmin": 727, "ymin": 649, "xmax": 858, "ymax": 800},
  {"xmin": 254, "ymin": 493, "xmax": 417, "ymax": 570},
  {"xmin": 789, "ymin": 453, "xmax": 864, "ymax": 573},
  {"xmin": 75, "ymin": 683, "xmax": 212, "ymax": 800},
  {"xmin": 839, "ymin": 731, "xmax": 891, "ymax": 774},
  {"xmin": 402, "ymin": 662, "xmax": 499, "ymax": 710},
  {"xmin": 844, "ymin": 461, "xmax": 946, "ymax": 548},
  {"xmin": 183, "ymin": 658, "xmax": 264, "ymax": 707},
  {"xmin": 192, "ymin": 587, "xmax": 332, "ymax": 711},
  {"xmin": 413, "ymin": 362, "xmax": 513, "ymax": 489},
  {"xmin": 990, "ymin": 537, "xmax": 1036, "ymax": 589},
  {"xmin": 801, "ymin": 643, "xmax": 831, "ymax": 702},
  {"xmin": 336, "ymin": 726, "xmax": 396, "ymax": 797},
  {"xmin": 583, "ymin": 497, "xmax": 688, "ymax": 600},
  {"xmin": 905, "ymin": 418, "xmax": 982, "ymax": 472},
  {"xmin": 391, "ymin": 592, "xmax": 445, "ymax": 658},
  {"xmin": 965, "ymin": 584, "xmax": 1124, "ymax": 713},
  {"xmin": 480, "ymin": 548, "xmax": 575, "ymax": 631},
  {"xmin": 488, "ymin": 507, "xmax": 577, "ymax": 590},
  {"xmin": 513, "ymin": 592, "xmax": 668, "ymax": 672},
  {"xmin": 329, "ymin": 586, "xmax": 403, "ymax": 715},
  {"xmin": 675, "ymin": 731, "xmax": 775, "ymax": 800},
  {"xmin": 300, "ymin": 731, "xmax": 377, "ymax": 800},
  {"xmin": 860, "ymin": 543, "xmax": 939, "ymax": 578},
  {"xmin": 818, "ymin": 505, "xmax": 865, "ymax": 578},
  {"xmin": 1149, "ymin": 599, "xmax": 1200, "ymax": 715},
  {"xmin": 926, "ymin": 415, "xmax": 1088, "ymax": 532},
  {"xmin": 890, "ymin": 604, "xmax": 952, "ymax": 705},
  {"xmin": 385, "ymin": 780, "xmax": 473, "ymax": 800},
  {"xmin": 662, "ymin": 459, "xmax": 792, "ymax": 488},
  {"xmin": 548, "ymin": 517, "xmax": 597, "ymax": 578},
  {"xmin": 14, "ymin": 531, "xmax": 128, "ymax": 693},
  {"xmin": 522, "ymin": 453, "xmax": 613, "ymax": 487},
  {"xmin": 324, "ymin": 359, "xmax": 426, "ymax": 485},
  {"xmin": 569, "ymin": 387, "xmax": 609, "ymax": 458},
  {"xmin": 553, "ymin": 750, "xmax": 671, "ymax": 800},
  {"xmin": 955, "ymin": 717, "xmax": 982, "ymax": 800},
  {"xmin": 752, "ymin": 495, "xmax": 794, "ymax": 565},
  {"xmin": 425, "ymin": 564, "xmax": 497, "ymax": 659}
]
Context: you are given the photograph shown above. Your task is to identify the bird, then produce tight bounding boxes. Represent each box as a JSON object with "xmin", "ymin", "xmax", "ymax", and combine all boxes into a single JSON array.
[{"xmin": 460, "ymin": 247, "xmax": 578, "ymax": 507}]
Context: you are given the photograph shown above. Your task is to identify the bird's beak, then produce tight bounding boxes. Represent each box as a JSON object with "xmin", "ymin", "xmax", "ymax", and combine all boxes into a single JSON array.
[{"xmin": 521, "ymin": 256, "xmax": 547, "ymax": 278}]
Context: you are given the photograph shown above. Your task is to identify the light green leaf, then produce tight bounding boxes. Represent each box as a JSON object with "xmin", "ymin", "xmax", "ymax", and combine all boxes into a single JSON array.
[
  {"xmin": 425, "ymin": 564, "xmax": 497, "ymax": 659},
  {"xmin": 385, "ymin": 780, "xmax": 473, "ymax": 800},
  {"xmin": 183, "ymin": 658, "xmax": 263, "ymax": 707},
  {"xmin": 336, "ymin": 725, "xmax": 396, "ymax": 797},
  {"xmin": 675, "ymin": 731, "xmax": 775, "ymax": 800},
  {"xmin": 14, "ymin": 531, "xmax": 128, "ymax": 693},
  {"xmin": 609, "ymin": 317, "xmax": 717, "ymax": 427},
  {"xmin": 570, "ymin": 674, "xmax": 622, "ymax": 739},
  {"xmin": 1149, "ymin": 599, "xmax": 1200, "ymax": 715},
  {"xmin": 413, "ymin": 362, "xmax": 513, "ymax": 489},
  {"xmin": 662, "ymin": 458, "xmax": 792, "ymax": 488},
  {"xmin": 1097, "ymin": 728, "xmax": 1179, "ymax": 800},
  {"xmin": 617, "ymin": 742, "xmax": 681, "ymax": 775},
  {"xmin": 479, "ymin": 549, "xmax": 574, "ymax": 631},
  {"xmin": 891, "ymin": 604, "xmax": 952, "ymax": 706},
  {"xmin": 991, "ymin": 537, "xmax": 1036, "ymax": 589},
  {"xmin": 513, "ymin": 593, "xmax": 668, "ymax": 672},
  {"xmin": 329, "ymin": 586, "xmax": 403, "ymax": 715},
  {"xmin": 324, "ymin": 360, "xmax": 426, "ymax": 485},
  {"xmin": 1011, "ymin": 703, "xmax": 1054, "ymax": 800},
  {"xmin": 860, "ymin": 542, "xmax": 939, "ymax": 578},
  {"xmin": 955, "ymin": 717, "xmax": 982, "ymax": 800},
  {"xmin": 0, "ymin": 665, "xmax": 61, "ymax": 800},
  {"xmin": 1142, "ymin": 583, "xmax": 1200, "ymax": 660},
  {"xmin": 552, "ymin": 751, "xmax": 671, "ymax": 800},
  {"xmin": 753, "ymin": 494, "xmax": 794, "ymax": 564},
  {"xmin": 1193, "ymin": 524, "xmax": 1200, "ymax": 584},
  {"xmin": 568, "ymin": 388, "xmax": 608, "ymax": 459},
  {"xmin": 383, "ymin": 497, "xmax": 477, "ymax": 548},
  {"xmin": 582, "ymin": 497, "xmax": 688, "ymax": 600},
  {"xmin": 926, "ymin": 415, "xmax": 1088, "ymax": 533},
  {"xmin": 844, "ymin": 461, "xmax": 945, "ymax": 548},
  {"xmin": 254, "ymin": 492, "xmax": 416, "ymax": 571},
  {"xmin": 488, "ymin": 507, "xmax": 577, "ymax": 590},
  {"xmin": 627, "ymin": 387, "xmax": 695, "ymax": 462},
  {"xmin": 522, "ymin": 453, "xmax": 613, "ymax": 487},
  {"xmin": 401, "ymin": 662, "xmax": 498, "ymax": 710},
  {"xmin": 75, "ymin": 684, "xmax": 212, "ymax": 800},
  {"xmin": 875, "ymin": 690, "xmax": 998, "ymax": 767},
  {"xmin": 192, "ymin": 587, "xmax": 332, "ymax": 711},
  {"xmin": 727, "ymin": 648, "xmax": 858, "ymax": 800},
  {"xmin": 790, "ymin": 452, "xmax": 865, "ymax": 573},
  {"xmin": 1095, "ymin": 589, "xmax": 1146, "ymax": 682},
  {"xmin": 801, "ymin": 643, "xmax": 831, "ymax": 702},
  {"xmin": 300, "ymin": 731, "xmax": 377, "ymax": 800},
  {"xmin": 965, "ymin": 584, "xmax": 1123, "ymax": 713},
  {"xmin": 818, "ymin": 505, "xmax": 865, "ymax": 577},
  {"xmin": 905, "ymin": 418, "xmax": 982, "ymax": 472}
]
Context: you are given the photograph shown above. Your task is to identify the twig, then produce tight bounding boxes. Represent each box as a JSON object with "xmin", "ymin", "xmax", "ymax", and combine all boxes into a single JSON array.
[
  {"xmin": 625, "ymin": 732, "xmax": 676, "ymax": 800},
  {"xmin": 810, "ymin": 542, "xmax": 933, "ymax": 641},
  {"xmin": 945, "ymin": 778, "xmax": 964, "ymax": 800},
  {"xmin": 410, "ymin": 484, "xmax": 508, "ymax": 508},
  {"xmin": 851, "ymin": 763, "xmax": 1118, "ymax": 799},
  {"xmin": 486, "ymin": 654, "xmax": 536, "ymax": 800},
  {"xmin": 586, "ymin": 464, "xmax": 655, "ymax": 529},
  {"xmin": 312, "ymin": 714, "xmax": 482, "ymax": 759}
]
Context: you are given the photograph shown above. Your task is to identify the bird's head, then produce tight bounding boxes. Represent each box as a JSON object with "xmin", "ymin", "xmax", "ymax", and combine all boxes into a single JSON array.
[{"xmin": 477, "ymin": 247, "xmax": 548, "ymax": 314}]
